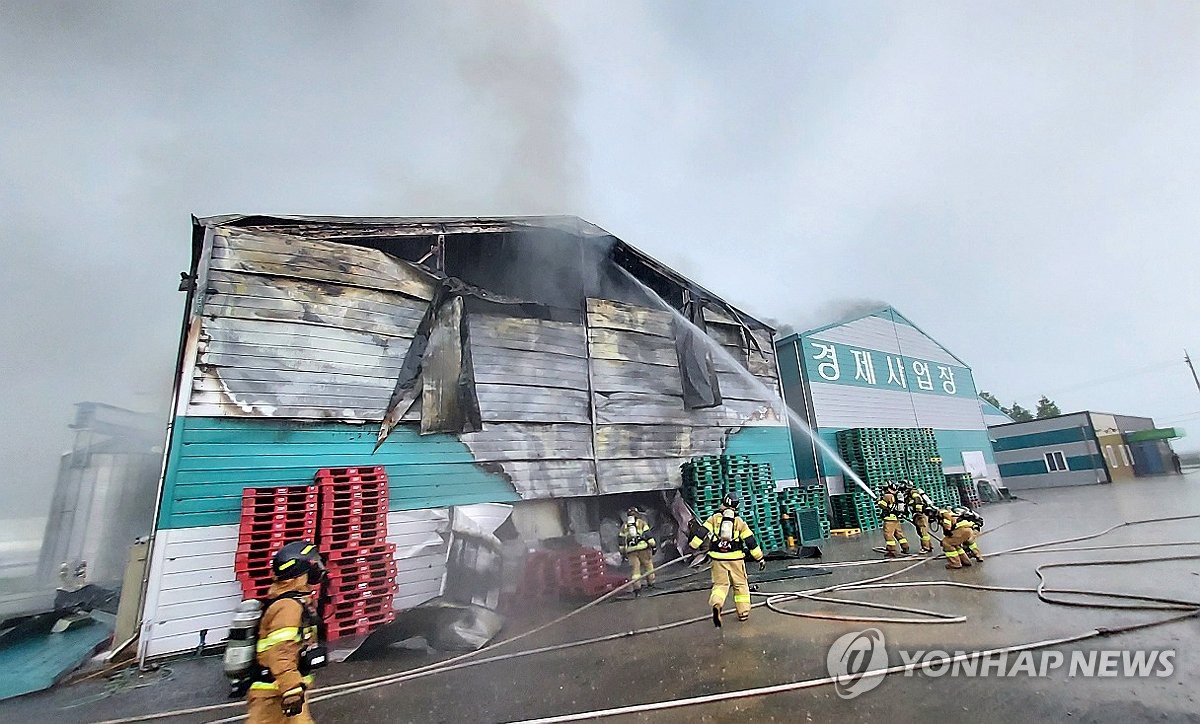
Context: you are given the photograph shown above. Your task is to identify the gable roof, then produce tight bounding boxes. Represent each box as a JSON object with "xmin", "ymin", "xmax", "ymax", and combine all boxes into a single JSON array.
[{"xmin": 776, "ymin": 305, "xmax": 969, "ymax": 367}]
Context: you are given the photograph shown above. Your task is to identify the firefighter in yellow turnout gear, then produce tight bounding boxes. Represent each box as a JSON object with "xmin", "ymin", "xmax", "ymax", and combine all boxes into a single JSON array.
[
  {"xmin": 248, "ymin": 541, "xmax": 326, "ymax": 724},
  {"xmin": 937, "ymin": 507, "xmax": 985, "ymax": 570},
  {"xmin": 877, "ymin": 483, "xmax": 910, "ymax": 557},
  {"xmin": 904, "ymin": 483, "xmax": 936, "ymax": 554},
  {"xmin": 688, "ymin": 493, "xmax": 766, "ymax": 627},
  {"xmin": 618, "ymin": 507, "xmax": 657, "ymax": 592}
]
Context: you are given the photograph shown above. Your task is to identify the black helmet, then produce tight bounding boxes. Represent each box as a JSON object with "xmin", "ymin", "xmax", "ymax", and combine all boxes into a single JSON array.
[
  {"xmin": 272, "ymin": 540, "xmax": 325, "ymax": 584},
  {"xmin": 626, "ymin": 506, "xmax": 641, "ymax": 517},
  {"xmin": 722, "ymin": 492, "xmax": 741, "ymax": 510}
]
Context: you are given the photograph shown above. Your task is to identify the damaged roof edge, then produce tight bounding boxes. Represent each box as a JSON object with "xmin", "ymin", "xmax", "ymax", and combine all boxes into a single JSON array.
[
  {"xmin": 193, "ymin": 214, "xmax": 614, "ymax": 238},
  {"xmin": 189, "ymin": 214, "xmax": 774, "ymax": 333}
]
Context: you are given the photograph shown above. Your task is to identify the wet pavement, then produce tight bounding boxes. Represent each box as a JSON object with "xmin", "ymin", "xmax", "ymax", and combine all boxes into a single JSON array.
[{"xmin": 4, "ymin": 473, "xmax": 1199, "ymax": 723}]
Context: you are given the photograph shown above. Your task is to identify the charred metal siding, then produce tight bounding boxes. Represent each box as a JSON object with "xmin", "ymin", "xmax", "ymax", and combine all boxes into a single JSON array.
[
  {"xmin": 586, "ymin": 299, "xmax": 788, "ymax": 494},
  {"xmin": 142, "ymin": 215, "xmax": 798, "ymax": 660}
]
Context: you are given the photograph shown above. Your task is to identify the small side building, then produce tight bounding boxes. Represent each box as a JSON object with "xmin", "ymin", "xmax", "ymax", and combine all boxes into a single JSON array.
[{"xmin": 989, "ymin": 411, "xmax": 1183, "ymax": 490}]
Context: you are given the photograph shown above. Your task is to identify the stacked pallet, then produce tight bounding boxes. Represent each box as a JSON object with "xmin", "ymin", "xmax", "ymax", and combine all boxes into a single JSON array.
[
  {"xmin": 829, "ymin": 489, "xmax": 880, "ymax": 531},
  {"xmin": 680, "ymin": 455, "xmax": 787, "ymax": 552},
  {"xmin": 835, "ymin": 427, "xmax": 957, "ymax": 512},
  {"xmin": 680, "ymin": 456, "xmax": 726, "ymax": 521},
  {"xmin": 235, "ymin": 485, "xmax": 319, "ymax": 600},
  {"xmin": 723, "ymin": 457, "xmax": 785, "ymax": 552},
  {"xmin": 315, "ymin": 466, "xmax": 397, "ymax": 640},
  {"xmin": 518, "ymin": 549, "xmax": 627, "ymax": 600},
  {"xmin": 777, "ymin": 485, "xmax": 831, "ymax": 541},
  {"xmin": 946, "ymin": 473, "xmax": 981, "ymax": 508},
  {"xmin": 557, "ymin": 549, "xmax": 626, "ymax": 598}
]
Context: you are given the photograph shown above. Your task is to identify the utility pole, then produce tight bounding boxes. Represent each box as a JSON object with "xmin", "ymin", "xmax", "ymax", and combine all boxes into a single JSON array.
[{"xmin": 1186, "ymin": 350, "xmax": 1200, "ymax": 394}]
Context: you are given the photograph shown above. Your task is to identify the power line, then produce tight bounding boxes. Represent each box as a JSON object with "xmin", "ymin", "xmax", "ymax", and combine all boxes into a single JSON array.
[{"xmin": 1036, "ymin": 359, "xmax": 1183, "ymax": 397}]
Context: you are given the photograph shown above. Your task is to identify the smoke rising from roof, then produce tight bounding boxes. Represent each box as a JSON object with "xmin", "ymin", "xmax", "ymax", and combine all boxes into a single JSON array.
[{"xmin": 0, "ymin": 1, "xmax": 584, "ymax": 519}]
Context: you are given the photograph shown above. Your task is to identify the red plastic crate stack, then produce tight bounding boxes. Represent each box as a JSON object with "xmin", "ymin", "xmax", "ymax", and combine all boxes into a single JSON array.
[
  {"xmin": 315, "ymin": 466, "xmax": 397, "ymax": 640},
  {"xmin": 235, "ymin": 485, "xmax": 319, "ymax": 600},
  {"xmin": 516, "ymin": 549, "xmax": 629, "ymax": 600},
  {"xmin": 519, "ymin": 550, "xmax": 562, "ymax": 600},
  {"xmin": 556, "ymin": 549, "xmax": 627, "ymax": 599}
]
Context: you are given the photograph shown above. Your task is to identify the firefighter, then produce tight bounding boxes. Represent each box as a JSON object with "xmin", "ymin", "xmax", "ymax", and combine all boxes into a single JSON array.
[
  {"xmin": 905, "ymin": 485, "xmax": 937, "ymax": 554},
  {"xmin": 688, "ymin": 493, "xmax": 766, "ymax": 627},
  {"xmin": 937, "ymin": 508, "xmax": 983, "ymax": 569},
  {"xmin": 877, "ymin": 484, "xmax": 910, "ymax": 557},
  {"xmin": 953, "ymin": 506, "xmax": 985, "ymax": 562},
  {"xmin": 618, "ymin": 507, "xmax": 657, "ymax": 592},
  {"xmin": 248, "ymin": 541, "xmax": 326, "ymax": 724}
]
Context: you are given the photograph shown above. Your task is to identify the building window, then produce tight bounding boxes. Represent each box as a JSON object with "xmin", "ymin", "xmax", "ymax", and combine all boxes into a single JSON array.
[
  {"xmin": 1105, "ymin": 445, "xmax": 1118, "ymax": 468},
  {"xmin": 1122, "ymin": 445, "xmax": 1133, "ymax": 468},
  {"xmin": 1044, "ymin": 450, "xmax": 1068, "ymax": 472}
]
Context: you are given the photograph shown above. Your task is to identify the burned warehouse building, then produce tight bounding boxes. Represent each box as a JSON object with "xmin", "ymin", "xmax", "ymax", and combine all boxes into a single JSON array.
[{"xmin": 137, "ymin": 215, "xmax": 797, "ymax": 659}]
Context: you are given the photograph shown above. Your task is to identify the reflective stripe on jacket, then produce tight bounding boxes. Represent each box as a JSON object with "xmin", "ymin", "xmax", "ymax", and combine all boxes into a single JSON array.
[
  {"xmin": 618, "ymin": 519, "xmax": 655, "ymax": 553},
  {"xmin": 249, "ymin": 582, "xmax": 317, "ymax": 698},
  {"xmin": 688, "ymin": 512, "xmax": 764, "ymax": 561}
]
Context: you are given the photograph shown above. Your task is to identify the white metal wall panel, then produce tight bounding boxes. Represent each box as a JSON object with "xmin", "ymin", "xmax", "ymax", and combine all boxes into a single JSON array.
[
  {"xmin": 811, "ymin": 315, "xmax": 961, "ymax": 366},
  {"xmin": 140, "ymin": 509, "xmax": 452, "ymax": 659},
  {"xmin": 141, "ymin": 524, "xmax": 241, "ymax": 659},
  {"xmin": 809, "ymin": 383, "xmax": 987, "ymax": 431},
  {"xmin": 387, "ymin": 508, "xmax": 450, "ymax": 611}
]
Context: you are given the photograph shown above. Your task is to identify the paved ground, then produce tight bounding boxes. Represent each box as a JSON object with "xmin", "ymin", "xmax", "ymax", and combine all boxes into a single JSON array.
[{"xmin": 4, "ymin": 473, "xmax": 1199, "ymax": 723}]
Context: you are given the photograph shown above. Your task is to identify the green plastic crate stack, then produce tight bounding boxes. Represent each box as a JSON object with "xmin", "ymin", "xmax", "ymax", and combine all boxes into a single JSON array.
[
  {"xmin": 944, "ymin": 473, "xmax": 978, "ymax": 507},
  {"xmin": 835, "ymin": 427, "xmax": 952, "ymax": 504},
  {"xmin": 723, "ymin": 458, "xmax": 785, "ymax": 552},
  {"xmin": 777, "ymin": 485, "xmax": 831, "ymax": 540},
  {"xmin": 680, "ymin": 455, "xmax": 787, "ymax": 552},
  {"xmin": 829, "ymin": 490, "xmax": 880, "ymax": 530},
  {"xmin": 681, "ymin": 456, "xmax": 725, "ymax": 521},
  {"xmin": 791, "ymin": 508, "xmax": 829, "ymax": 544}
]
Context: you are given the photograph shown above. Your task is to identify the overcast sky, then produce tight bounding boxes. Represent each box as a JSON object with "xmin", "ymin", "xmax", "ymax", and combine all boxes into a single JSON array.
[{"xmin": 3, "ymin": 2, "xmax": 1199, "ymax": 517}]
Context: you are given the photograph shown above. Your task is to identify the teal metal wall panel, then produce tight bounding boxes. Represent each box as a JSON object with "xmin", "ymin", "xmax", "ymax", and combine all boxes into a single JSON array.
[
  {"xmin": 998, "ymin": 460, "xmax": 1048, "ymax": 477},
  {"xmin": 723, "ymin": 426, "xmax": 798, "ymax": 481},
  {"xmin": 158, "ymin": 417, "xmax": 519, "ymax": 529},
  {"xmin": 992, "ymin": 427, "xmax": 1097, "ymax": 452},
  {"xmin": 933, "ymin": 429, "xmax": 997, "ymax": 466},
  {"xmin": 1068, "ymin": 454, "xmax": 1107, "ymax": 471}
]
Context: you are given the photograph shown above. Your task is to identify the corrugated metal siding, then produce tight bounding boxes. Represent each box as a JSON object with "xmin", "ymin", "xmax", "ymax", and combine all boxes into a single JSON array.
[
  {"xmin": 461, "ymin": 314, "xmax": 596, "ymax": 496},
  {"xmin": 141, "ymin": 509, "xmax": 450, "ymax": 658},
  {"xmin": 989, "ymin": 413, "xmax": 1091, "ymax": 438},
  {"xmin": 210, "ymin": 229, "xmax": 435, "ymax": 300},
  {"xmin": 807, "ymin": 384, "xmax": 986, "ymax": 430},
  {"xmin": 995, "ymin": 440, "xmax": 1098, "ymax": 464},
  {"xmin": 991, "ymin": 417, "xmax": 1108, "ymax": 490},
  {"xmin": 158, "ymin": 417, "xmax": 518, "ymax": 529},
  {"xmin": 777, "ymin": 312, "xmax": 998, "ymax": 488},
  {"xmin": 585, "ymin": 298, "xmax": 788, "ymax": 495},
  {"xmin": 192, "ymin": 230, "xmax": 431, "ymax": 421}
]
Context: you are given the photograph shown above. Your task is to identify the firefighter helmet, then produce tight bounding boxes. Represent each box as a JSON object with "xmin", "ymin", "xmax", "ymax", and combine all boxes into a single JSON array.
[
  {"xmin": 722, "ymin": 492, "xmax": 741, "ymax": 510},
  {"xmin": 272, "ymin": 541, "xmax": 326, "ymax": 584}
]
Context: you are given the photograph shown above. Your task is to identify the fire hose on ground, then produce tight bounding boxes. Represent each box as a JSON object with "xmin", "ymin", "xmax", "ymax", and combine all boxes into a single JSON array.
[{"xmin": 91, "ymin": 512, "xmax": 1200, "ymax": 724}]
